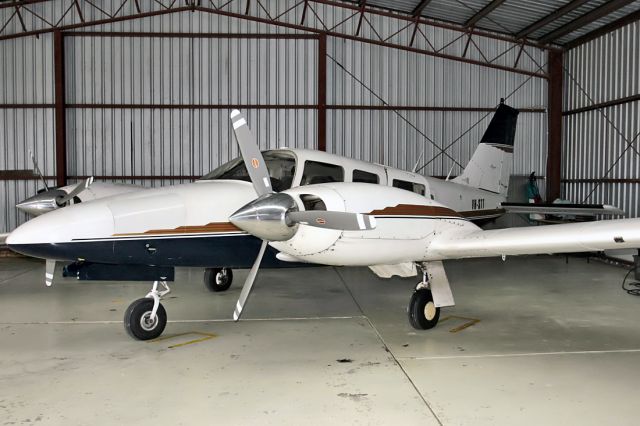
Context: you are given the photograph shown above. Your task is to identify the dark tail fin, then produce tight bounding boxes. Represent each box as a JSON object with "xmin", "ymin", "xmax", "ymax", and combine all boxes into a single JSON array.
[{"xmin": 480, "ymin": 99, "xmax": 519, "ymax": 147}]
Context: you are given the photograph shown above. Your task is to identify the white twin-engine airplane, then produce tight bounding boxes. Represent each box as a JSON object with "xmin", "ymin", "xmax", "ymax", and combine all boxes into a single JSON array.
[{"xmin": 6, "ymin": 102, "xmax": 640, "ymax": 341}]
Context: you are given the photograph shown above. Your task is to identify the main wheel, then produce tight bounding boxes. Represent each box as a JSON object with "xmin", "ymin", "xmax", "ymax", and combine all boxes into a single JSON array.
[
  {"xmin": 124, "ymin": 298, "xmax": 167, "ymax": 340},
  {"xmin": 408, "ymin": 288, "xmax": 440, "ymax": 330},
  {"xmin": 204, "ymin": 267, "xmax": 233, "ymax": 292}
]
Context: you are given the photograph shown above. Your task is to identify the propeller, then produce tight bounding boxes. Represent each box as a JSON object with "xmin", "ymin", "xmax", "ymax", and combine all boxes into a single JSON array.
[
  {"xmin": 30, "ymin": 150, "xmax": 49, "ymax": 191},
  {"xmin": 16, "ymin": 175, "xmax": 95, "ymax": 216},
  {"xmin": 56, "ymin": 177, "xmax": 94, "ymax": 206},
  {"xmin": 230, "ymin": 109, "xmax": 273, "ymax": 197},
  {"xmin": 228, "ymin": 110, "xmax": 375, "ymax": 321},
  {"xmin": 232, "ymin": 240, "xmax": 267, "ymax": 321},
  {"xmin": 287, "ymin": 210, "xmax": 376, "ymax": 231}
]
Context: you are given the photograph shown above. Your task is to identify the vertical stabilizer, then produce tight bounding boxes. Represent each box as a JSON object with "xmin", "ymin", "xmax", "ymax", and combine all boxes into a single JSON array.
[{"xmin": 452, "ymin": 101, "xmax": 519, "ymax": 195}]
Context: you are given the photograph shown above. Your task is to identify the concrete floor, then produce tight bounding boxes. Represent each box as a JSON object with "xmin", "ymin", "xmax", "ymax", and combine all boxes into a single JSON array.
[{"xmin": 1, "ymin": 255, "xmax": 639, "ymax": 425}]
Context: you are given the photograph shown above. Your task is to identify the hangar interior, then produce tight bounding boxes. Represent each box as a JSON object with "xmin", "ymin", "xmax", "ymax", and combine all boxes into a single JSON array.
[{"xmin": 1, "ymin": 0, "xmax": 639, "ymax": 424}]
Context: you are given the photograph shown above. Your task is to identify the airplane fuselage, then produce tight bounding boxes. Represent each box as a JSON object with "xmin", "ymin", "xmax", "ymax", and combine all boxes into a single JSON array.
[{"xmin": 7, "ymin": 149, "xmax": 495, "ymax": 269}]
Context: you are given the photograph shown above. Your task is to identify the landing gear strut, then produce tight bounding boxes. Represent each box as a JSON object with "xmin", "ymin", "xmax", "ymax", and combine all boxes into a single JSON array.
[
  {"xmin": 204, "ymin": 267, "xmax": 233, "ymax": 292},
  {"xmin": 124, "ymin": 280, "xmax": 170, "ymax": 340},
  {"xmin": 408, "ymin": 269, "xmax": 440, "ymax": 330}
]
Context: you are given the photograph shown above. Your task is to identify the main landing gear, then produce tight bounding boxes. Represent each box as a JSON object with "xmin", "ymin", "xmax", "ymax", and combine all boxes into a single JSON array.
[
  {"xmin": 124, "ymin": 280, "xmax": 170, "ymax": 340},
  {"xmin": 204, "ymin": 267, "xmax": 233, "ymax": 292},
  {"xmin": 408, "ymin": 269, "xmax": 441, "ymax": 330}
]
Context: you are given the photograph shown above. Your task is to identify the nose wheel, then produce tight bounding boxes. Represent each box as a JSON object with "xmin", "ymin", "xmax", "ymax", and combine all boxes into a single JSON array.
[
  {"xmin": 124, "ymin": 280, "xmax": 170, "ymax": 340},
  {"xmin": 204, "ymin": 267, "xmax": 233, "ymax": 292}
]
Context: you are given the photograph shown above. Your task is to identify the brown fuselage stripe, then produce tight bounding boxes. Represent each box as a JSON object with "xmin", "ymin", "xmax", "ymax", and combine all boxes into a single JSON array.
[
  {"xmin": 368, "ymin": 204, "xmax": 461, "ymax": 218},
  {"xmin": 114, "ymin": 222, "xmax": 240, "ymax": 236},
  {"xmin": 112, "ymin": 206, "xmax": 506, "ymax": 237}
]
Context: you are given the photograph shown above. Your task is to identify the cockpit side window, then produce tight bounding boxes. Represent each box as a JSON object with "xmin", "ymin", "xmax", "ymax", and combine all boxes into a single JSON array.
[
  {"xmin": 301, "ymin": 161, "xmax": 344, "ymax": 185},
  {"xmin": 352, "ymin": 169, "xmax": 379, "ymax": 184},
  {"xmin": 393, "ymin": 179, "xmax": 425, "ymax": 196},
  {"xmin": 201, "ymin": 151, "xmax": 296, "ymax": 191}
]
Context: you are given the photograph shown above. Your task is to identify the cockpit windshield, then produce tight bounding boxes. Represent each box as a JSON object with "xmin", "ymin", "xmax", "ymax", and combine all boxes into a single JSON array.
[{"xmin": 200, "ymin": 150, "xmax": 297, "ymax": 192}]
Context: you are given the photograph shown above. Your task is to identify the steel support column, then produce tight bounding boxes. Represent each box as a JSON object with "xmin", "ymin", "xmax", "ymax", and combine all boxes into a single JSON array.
[
  {"xmin": 53, "ymin": 30, "xmax": 67, "ymax": 187},
  {"xmin": 318, "ymin": 33, "xmax": 327, "ymax": 152},
  {"xmin": 546, "ymin": 49, "xmax": 563, "ymax": 201}
]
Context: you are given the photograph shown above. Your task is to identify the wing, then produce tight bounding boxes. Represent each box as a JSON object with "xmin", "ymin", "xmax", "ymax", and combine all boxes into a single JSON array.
[
  {"xmin": 501, "ymin": 202, "xmax": 624, "ymax": 216},
  {"xmin": 426, "ymin": 218, "xmax": 640, "ymax": 260},
  {"xmin": 0, "ymin": 233, "xmax": 8, "ymax": 245}
]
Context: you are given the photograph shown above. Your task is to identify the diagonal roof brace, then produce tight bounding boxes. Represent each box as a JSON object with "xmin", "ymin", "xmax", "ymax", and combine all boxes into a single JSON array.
[
  {"xmin": 411, "ymin": 0, "xmax": 433, "ymax": 17},
  {"xmin": 465, "ymin": 0, "xmax": 507, "ymax": 27}
]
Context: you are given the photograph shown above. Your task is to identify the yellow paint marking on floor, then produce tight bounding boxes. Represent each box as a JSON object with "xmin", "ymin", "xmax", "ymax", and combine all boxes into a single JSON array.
[
  {"xmin": 439, "ymin": 315, "xmax": 481, "ymax": 333},
  {"xmin": 150, "ymin": 331, "xmax": 217, "ymax": 348}
]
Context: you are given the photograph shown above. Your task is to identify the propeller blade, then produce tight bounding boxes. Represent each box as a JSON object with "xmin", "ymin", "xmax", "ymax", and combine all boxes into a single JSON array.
[
  {"xmin": 233, "ymin": 240, "xmax": 268, "ymax": 321},
  {"xmin": 45, "ymin": 259, "xmax": 56, "ymax": 287},
  {"xmin": 30, "ymin": 150, "xmax": 49, "ymax": 191},
  {"xmin": 287, "ymin": 211, "xmax": 376, "ymax": 231},
  {"xmin": 56, "ymin": 177, "xmax": 94, "ymax": 205},
  {"xmin": 229, "ymin": 110, "xmax": 273, "ymax": 196}
]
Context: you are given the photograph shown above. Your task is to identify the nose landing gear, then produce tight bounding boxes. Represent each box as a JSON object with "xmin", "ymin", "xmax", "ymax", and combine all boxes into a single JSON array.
[{"xmin": 124, "ymin": 280, "xmax": 170, "ymax": 340}]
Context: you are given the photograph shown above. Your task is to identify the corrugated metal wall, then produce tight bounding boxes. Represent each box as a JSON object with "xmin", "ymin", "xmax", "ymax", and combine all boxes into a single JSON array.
[
  {"xmin": 0, "ymin": 34, "xmax": 57, "ymax": 231},
  {"xmin": 65, "ymin": 36, "xmax": 318, "ymax": 179},
  {"xmin": 327, "ymin": 40, "xmax": 547, "ymax": 176},
  {"xmin": 0, "ymin": 1, "xmax": 548, "ymax": 233},
  {"xmin": 563, "ymin": 20, "xmax": 640, "ymax": 217}
]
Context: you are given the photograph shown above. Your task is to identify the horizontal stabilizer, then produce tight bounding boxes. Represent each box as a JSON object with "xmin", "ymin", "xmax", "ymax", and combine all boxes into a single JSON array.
[
  {"xmin": 426, "ymin": 218, "xmax": 640, "ymax": 260},
  {"xmin": 501, "ymin": 202, "xmax": 625, "ymax": 216}
]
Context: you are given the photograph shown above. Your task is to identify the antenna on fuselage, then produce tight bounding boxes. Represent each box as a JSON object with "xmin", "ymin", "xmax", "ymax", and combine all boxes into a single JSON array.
[
  {"xmin": 412, "ymin": 150, "xmax": 425, "ymax": 173},
  {"xmin": 445, "ymin": 164, "xmax": 455, "ymax": 181}
]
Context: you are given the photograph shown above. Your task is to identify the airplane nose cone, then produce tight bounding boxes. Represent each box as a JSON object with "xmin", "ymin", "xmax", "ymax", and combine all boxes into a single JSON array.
[
  {"xmin": 16, "ymin": 190, "xmax": 66, "ymax": 216},
  {"xmin": 229, "ymin": 193, "xmax": 298, "ymax": 241},
  {"xmin": 7, "ymin": 201, "xmax": 115, "ymax": 260}
]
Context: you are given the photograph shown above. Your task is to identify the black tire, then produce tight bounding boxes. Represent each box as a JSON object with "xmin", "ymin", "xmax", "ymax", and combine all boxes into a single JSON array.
[
  {"xmin": 124, "ymin": 298, "xmax": 167, "ymax": 341},
  {"xmin": 408, "ymin": 288, "xmax": 440, "ymax": 330},
  {"xmin": 204, "ymin": 268, "xmax": 233, "ymax": 292}
]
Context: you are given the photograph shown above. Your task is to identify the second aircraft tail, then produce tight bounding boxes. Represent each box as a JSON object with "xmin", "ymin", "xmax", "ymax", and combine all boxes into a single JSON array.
[{"xmin": 452, "ymin": 101, "xmax": 519, "ymax": 195}]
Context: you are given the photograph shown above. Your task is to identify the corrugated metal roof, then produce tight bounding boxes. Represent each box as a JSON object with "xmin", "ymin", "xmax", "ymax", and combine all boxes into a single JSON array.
[
  {"xmin": 344, "ymin": 0, "xmax": 640, "ymax": 46},
  {"xmin": 554, "ymin": 0, "xmax": 640, "ymax": 44},
  {"xmin": 527, "ymin": 0, "xmax": 610, "ymax": 39}
]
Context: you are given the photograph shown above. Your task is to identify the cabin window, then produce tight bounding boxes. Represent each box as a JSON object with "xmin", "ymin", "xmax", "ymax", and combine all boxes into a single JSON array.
[
  {"xmin": 352, "ymin": 169, "xmax": 379, "ymax": 184},
  {"xmin": 301, "ymin": 161, "xmax": 344, "ymax": 185},
  {"xmin": 393, "ymin": 179, "xmax": 425, "ymax": 196}
]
